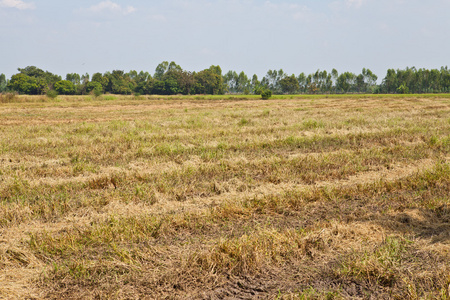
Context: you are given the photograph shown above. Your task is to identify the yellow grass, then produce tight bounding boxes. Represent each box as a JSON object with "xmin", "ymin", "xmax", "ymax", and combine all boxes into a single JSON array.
[{"xmin": 0, "ymin": 94, "xmax": 449, "ymax": 299}]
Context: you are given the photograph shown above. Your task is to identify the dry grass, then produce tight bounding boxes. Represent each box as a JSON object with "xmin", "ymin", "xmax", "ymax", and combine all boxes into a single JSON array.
[{"xmin": 0, "ymin": 94, "xmax": 449, "ymax": 299}]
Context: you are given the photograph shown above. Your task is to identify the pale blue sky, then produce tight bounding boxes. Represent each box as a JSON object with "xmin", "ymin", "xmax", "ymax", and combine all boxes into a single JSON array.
[{"xmin": 1, "ymin": 0, "xmax": 449, "ymax": 80}]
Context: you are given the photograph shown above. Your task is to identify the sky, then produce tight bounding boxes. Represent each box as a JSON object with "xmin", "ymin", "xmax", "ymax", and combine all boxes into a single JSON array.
[{"xmin": 1, "ymin": 0, "xmax": 450, "ymax": 81}]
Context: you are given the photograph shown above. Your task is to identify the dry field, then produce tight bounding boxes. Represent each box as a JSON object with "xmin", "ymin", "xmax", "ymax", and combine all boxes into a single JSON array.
[{"xmin": 0, "ymin": 94, "xmax": 449, "ymax": 299}]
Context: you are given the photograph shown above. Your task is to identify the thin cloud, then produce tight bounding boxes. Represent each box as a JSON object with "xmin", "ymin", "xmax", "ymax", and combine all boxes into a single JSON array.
[
  {"xmin": 149, "ymin": 14, "xmax": 167, "ymax": 22},
  {"xmin": 88, "ymin": 1, "xmax": 136, "ymax": 15},
  {"xmin": 345, "ymin": 0, "xmax": 366, "ymax": 8},
  {"xmin": 0, "ymin": 0, "xmax": 35, "ymax": 10},
  {"xmin": 263, "ymin": 1, "xmax": 314, "ymax": 22}
]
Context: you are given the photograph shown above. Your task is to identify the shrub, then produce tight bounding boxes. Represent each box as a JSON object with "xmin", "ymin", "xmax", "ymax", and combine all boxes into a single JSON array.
[
  {"xmin": 261, "ymin": 90, "xmax": 272, "ymax": 100},
  {"xmin": 86, "ymin": 82, "xmax": 103, "ymax": 96},
  {"xmin": 46, "ymin": 90, "xmax": 58, "ymax": 99},
  {"xmin": 93, "ymin": 88, "xmax": 102, "ymax": 98},
  {"xmin": 397, "ymin": 84, "xmax": 409, "ymax": 94},
  {"xmin": 238, "ymin": 118, "xmax": 250, "ymax": 126},
  {"xmin": 133, "ymin": 92, "xmax": 143, "ymax": 100}
]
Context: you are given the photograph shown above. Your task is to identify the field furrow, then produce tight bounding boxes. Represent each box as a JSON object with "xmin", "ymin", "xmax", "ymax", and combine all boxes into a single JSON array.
[{"xmin": 0, "ymin": 95, "xmax": 449, "ymax": 299}]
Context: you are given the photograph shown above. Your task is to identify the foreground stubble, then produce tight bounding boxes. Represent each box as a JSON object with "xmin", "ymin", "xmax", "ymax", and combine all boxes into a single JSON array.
[{"xmin": 0, "ymin": 94, "xmax": 449, "ymax": 299}]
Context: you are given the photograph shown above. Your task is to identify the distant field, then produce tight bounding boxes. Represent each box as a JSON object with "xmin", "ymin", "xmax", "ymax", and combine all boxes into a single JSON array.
[{"xmin": 0, "ymin": 95, "xmax": 449, "ymax": 299}]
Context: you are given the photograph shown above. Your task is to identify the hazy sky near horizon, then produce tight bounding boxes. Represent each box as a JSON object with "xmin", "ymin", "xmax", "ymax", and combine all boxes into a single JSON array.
[{"xmin": 1, "ymin": 0, "xmax": 449, "ymax": 80}]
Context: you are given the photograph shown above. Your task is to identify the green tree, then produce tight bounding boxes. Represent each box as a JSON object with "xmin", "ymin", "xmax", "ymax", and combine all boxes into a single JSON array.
[
  {"xmin": 224, "ymin": 70, "xmax": 238, "ymax": 93},
  {"xmin": 18, "ymin": 66, "xmax": 61, "ymax": 84},
  {"xmin": 91, "ymin": 73, "xmax": 109, "ymax": 92},
  {"xmin": 86, "ymin": 81, "xmax": 103, "ymax": 95},
  {"xmin": 382, "ymin": 69, "xmax": 397, "ymax": 93},
  {"xmin": 66, "ymin": 73, "xmax": 81, "ymax": 86},
  {"xmin": 105, "ymin": 70, "xmax": 133, "ymax": 94},
  {"xmin": 153, "ymin": 61, "xmax": 182, "ymax": 80},
  {"xmin": 154, "ymin": 61, "xmax": 169, "ymax": 80},
  {"xmin": 355, "ymin": 74, "xmax": 365, "ymax": 93},
  {"xmin": 77, "ymin": 73, "xmax": 90, "ymax": 95},
  {"xmin": 224, "ymin": 71, "xmax": 250, "ymax": 94},
  {"xmin": 264, "ymin": 69, "xmax": 285, "ymax": 94},
  {"xmin": 208, "ymin": 65, "xmax": 223, "ymax": 77},
  {"xmin": 151, "ymin": 80, "xmax": 166, "ymax": 94},
  {"xmin": 194, "ymin": 66, "xmax": 224, "ymax": 95},
  {"xmin": 18, "ymin": 66, "xmax": 61, "ymax": 93},
  {"xmin": 297, "ymin": 73, "xmax": 307, "ymax": 93},
  {"xmin": 0, "ymin": 73, "xmax": 7, "ymax": 92},
  {"xmin": 12, "ymin": 66, "xmax": 61, "ymax": 94},
  {"xmin": 336, "ymin": 72, "xmax": 356, "ymax": 93},
  {"xmin": 152, "ymin": 62, "xmax": 186, "ymax": 95},
  {"xmin": 362, "ymin": 68, "xmax": 378, "ymax": 92},
  {"xmin": 279, "ymin": 74, "xmax": 299, "ymax": 94},
  {"xmin": 161, "ymin": 69, "xmax": 184, "ymax": 95},
  {"xmin": 331, "ymin": 69, "xmax": 339, "ymax": 93},
  {"xmin": 7, "ymin": 73, "xmax": 40, "ymax": 94},
  {"xmin": 309, "ymin": 70, "xmax": 332, "ymax": 93},
  {"xmin": 176, "ymin": 70, "xmax": 195, "ymax": 95},
  {"xmin": 54, "ymin": 80, "xmax": 76, "ymax": 95},
  {"xmin": 133, "ymin": 71, "xmax": 151, "ymax": 95},
  {"xmin": 168, "ymin": 61, "xmax": 182, "ymax": 72},
  {"xmin": 440, "ymin": 66, "xmax": 450, "ymax": 93},
  {"xmin": 251, "ymin": 74, "xmax": 262, "ymax": 95},
  {"xmin": 127, "ymin": 70, "xmax": 138, "ymax": 81},
  {"xmin": 163, "ymin": 77, "xmax": 180, "ymax": 94},
  {"xmin": 236, "ymin": 71, "xmax": 250, "ymax": 93}
]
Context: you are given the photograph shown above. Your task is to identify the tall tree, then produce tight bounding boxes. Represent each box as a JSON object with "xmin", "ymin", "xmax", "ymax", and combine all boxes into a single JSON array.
[
  {"xmin": 54, "ymin": 80, "xmax": 76, "ymax": 95},
  {"xmin": 168, "ymin": 61, "xmax": 182, "ymax": 72},
  {"xmin": 362, "ymin": 68, "xmax": 378, "ymax": 92},
  {"xmin": 194, "ymin": 66, "xmax": 224, "ymax": 95},
  {"xmin": 264, "ymin": 69, "xmax": 285, "ymax": 94},
  {"xmin": 355, "ymin": 74, "xmax": 365, "ymax": 93},
  {"xmin": 91, "ymin": 72, "xmax": 109, "ymax": 92},
  {"xmin": 279, "ymin": 74, "xmax": 299, "ymax": 94},
  {"xmin": 0, "ymin": 73, "xmax": 6, "ymax": 92},
  {"xmin": 7, "ymin": 73, "xmax": 41, "ymax": 94},
  {"xmin": 236, "ymin": 71, "xmax": 250, "ymax": 94},
  {"xmin": 177, "ymin": 70, "xmax": 195, "ymax": 95},
  {"xmin": 15, "ymin": 66, "xmax": 61, "ymax": 94},
  {"xmin": 382, "ymin": 69, "xmax": 398, "ymax": 93},
  {"xmin": 154, "ymin": 61, "xmax": 169, "ymax": 80},
  {"xmin": 105, "ymin": 70, "xmax": 133, "ymax": 94},
  {"xmin": 133, "ymin": 71, "xmax": 151, "ymax": 95},
  {"xmin": 154, "ymin": 61, "xmax": 181, "ymax": 80},
  {"xmin": 297, "ymin": 73, "xmax": 307, "ymax": 93},
  {"xmin": 223, "ymin": 70, "xmax": 238, "ymax": 93},
  {"xmin": 251, "ymin": 74, "xmax": 261, "ymax": 94},
  {"xmin": 65, "ymin": 73, "xmax": 81, "ymax": 86},
  {"xmin": 336, "ymin": 72, "xmax": 356, "ymax": 93}
]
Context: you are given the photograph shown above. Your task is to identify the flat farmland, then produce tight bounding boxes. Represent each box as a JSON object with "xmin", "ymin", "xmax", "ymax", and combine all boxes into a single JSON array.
[{"xmin": 0, "ymin": 95, "xmax": 449, "ymax": 299}]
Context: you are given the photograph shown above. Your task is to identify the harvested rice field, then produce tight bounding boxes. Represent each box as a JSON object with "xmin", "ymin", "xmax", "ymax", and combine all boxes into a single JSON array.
[{"xmin": 0, "ymin": 94, "xmax": 449, "ymax": 299}]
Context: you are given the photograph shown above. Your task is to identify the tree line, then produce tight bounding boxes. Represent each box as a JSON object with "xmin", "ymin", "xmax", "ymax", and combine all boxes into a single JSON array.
[{"xmin": 1, "ymin": 63, "xmax": 450, "ymax": 96}]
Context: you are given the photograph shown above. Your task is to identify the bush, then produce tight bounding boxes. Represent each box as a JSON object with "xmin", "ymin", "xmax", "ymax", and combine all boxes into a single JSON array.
[
  {"xmin": 261, "ymin": 90, "xmax": 272, "ymax": 100},
  {"xmin": 86, "ymin": 82, "xmax": 103, "ymax": 95},
  {"xmin": 89, "ymin": 86, "xmax": 103, "ymax": 98},
  {"xmin": 397, "ymin": 84, "xmax": 409, "ymax": 94},
  {"xmin": 46, "ymin": 89, "xmax": 58, "ymax": 99},
  {"xmin": 133, "ymin": 92, "xmax": 144, "ymax": 100}
]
